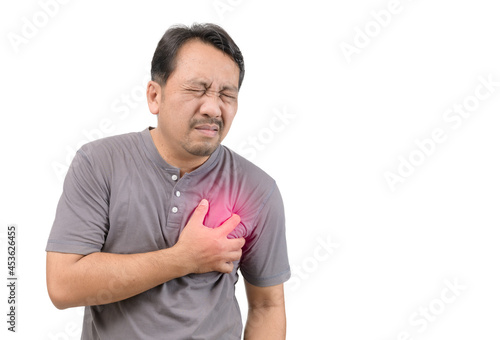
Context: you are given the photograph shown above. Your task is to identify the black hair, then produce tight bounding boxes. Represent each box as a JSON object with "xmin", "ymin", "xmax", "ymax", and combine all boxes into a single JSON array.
[{"xmin": 151, "ymin": 23, "xmax": 245, "ymax": 89}]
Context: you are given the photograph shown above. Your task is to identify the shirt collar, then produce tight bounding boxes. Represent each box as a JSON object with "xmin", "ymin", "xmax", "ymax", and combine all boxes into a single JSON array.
[{"xmin": 140, "ymin": 127, "xmax": 221, "ymax": 176}]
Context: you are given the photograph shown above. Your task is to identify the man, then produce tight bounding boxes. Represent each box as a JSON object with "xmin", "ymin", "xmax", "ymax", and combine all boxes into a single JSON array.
[{"xmin": 46, "ymin": 23, "xmax": 290, "ymax": 339}]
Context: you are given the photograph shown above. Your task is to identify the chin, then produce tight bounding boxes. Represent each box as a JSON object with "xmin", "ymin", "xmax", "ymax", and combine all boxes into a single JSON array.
[{"xmin": 184, "ymin": 141, "xmax": 220, "ymax": 157}]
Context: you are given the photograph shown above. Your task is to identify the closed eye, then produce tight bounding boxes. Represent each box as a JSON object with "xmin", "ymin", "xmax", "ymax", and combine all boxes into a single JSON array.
[
  {"xmin": 220, "ymin": 92, "xmax": 237, "ymax": 101},
  {"xmin": 184, "ymin": 85, "xmax": 237, "ymax": 102},
  {"xmin": 186, "ymin": 88, "xmax": 206, "ymax": 96}
]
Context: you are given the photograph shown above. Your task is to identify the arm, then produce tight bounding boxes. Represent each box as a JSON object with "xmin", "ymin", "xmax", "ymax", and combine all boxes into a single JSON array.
[
  {"xmin": 46, "ymin": 248, "xmax": 186, "ymax": 309},
  {"xmin": 244, "ymin": 281, "xmax": 286, "ymax": 340},
  {"xmin": 46, "ymin": 199, "xmax": 245, "ymax": 309}
]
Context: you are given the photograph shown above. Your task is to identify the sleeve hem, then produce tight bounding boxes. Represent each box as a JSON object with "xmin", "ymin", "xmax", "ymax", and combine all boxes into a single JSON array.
[
  {"xmin": 241, "ymin": 267, "xmax": 291, "ymax": 287},
  {"xmin": 45, "ymin": 240, "xmax": 101, "ymax": 256}
]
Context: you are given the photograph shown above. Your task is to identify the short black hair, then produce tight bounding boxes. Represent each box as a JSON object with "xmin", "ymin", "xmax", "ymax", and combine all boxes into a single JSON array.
[{"xmin": 151, "ymin": 23, "xmax": 245, "ymax": 89}]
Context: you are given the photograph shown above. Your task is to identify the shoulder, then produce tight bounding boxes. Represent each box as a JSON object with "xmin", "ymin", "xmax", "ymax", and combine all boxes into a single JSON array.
[
  {"xmin": 219, "ymin": 145, "xmax": 276, "ymax": 189},
  {"xmin": 79, "ymin": 131, "xmax": 143, "ymax": 160},
  {"xmin": 217, "ymin": 145, "xmax": 281, "ymax": 217},
  {"xmin": 69, "ymin": 130, "xmax": 146, "ymax": 184}
]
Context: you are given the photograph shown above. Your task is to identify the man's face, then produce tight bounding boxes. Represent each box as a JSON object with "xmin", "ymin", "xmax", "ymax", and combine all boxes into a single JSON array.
[{"xmin": 154, "ymin": 39, "xmax": 240, "ymax": 158}]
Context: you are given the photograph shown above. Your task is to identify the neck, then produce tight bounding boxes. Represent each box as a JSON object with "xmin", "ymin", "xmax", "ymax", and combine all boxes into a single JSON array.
[{"xmin": 150, "ymin": 128, "xmax": 209, "ymax": 177}]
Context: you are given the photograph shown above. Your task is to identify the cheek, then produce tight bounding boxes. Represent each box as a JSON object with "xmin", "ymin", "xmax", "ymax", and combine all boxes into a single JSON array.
[
  {"xmin": 222, "ymin": 107, "xmax": 237, "ymax": 130},
  {"xmin": 161, "ymin": 100, "xmax": 195, "ymax": 130},
  {"xmin": 220, "ymin": 120, "xmax": 233, "ymax": 140}
]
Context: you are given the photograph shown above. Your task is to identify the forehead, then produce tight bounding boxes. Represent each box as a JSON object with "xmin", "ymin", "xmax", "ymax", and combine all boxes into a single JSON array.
[{"xmin": 170, "ymin": 39, "xmax": 240, "ymax": 89}]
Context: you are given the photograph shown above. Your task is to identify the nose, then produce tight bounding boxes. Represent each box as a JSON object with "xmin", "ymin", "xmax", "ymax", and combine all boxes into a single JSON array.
[{"xmin": 199, "ymin": 90, "xmax": 222, "ymax": 118}]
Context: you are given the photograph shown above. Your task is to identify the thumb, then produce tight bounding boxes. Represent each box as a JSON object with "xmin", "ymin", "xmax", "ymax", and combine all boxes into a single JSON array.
[
  {"xmin": 188, "ymin": 199, "xmax": 209, "ymax": 226},
  {"xmin": 217, "ymin": 214, "xmax": 241, "ymax": 236}
]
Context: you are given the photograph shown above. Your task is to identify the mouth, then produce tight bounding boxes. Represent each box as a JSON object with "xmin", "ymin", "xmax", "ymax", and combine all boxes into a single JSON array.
[{"xmin": 194, "ymin": 124, "xmax": 219, "ymax": 138}]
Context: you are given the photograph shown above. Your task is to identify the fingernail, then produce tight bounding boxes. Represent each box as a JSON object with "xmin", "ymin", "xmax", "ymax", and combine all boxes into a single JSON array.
[{"xmin": 199, "ymin": 199, "xmax": 208, "ymax": 207}]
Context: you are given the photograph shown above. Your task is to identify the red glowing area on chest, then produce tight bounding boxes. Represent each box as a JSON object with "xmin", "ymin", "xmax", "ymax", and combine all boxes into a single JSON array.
[{"xmin": 203, "ymin": 199, "xmax": 246, "ymax": 239}]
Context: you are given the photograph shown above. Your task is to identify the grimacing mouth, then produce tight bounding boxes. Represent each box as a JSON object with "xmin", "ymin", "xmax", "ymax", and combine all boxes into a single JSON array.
[{"xmin": 194, "ymin": 124, "xmax": 219, "ymax": 132}]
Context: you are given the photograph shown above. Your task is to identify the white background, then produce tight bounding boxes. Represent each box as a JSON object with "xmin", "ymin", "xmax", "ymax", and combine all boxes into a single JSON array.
[{"xmin": 1, "ymin": 0, "xmax": 500, "ymax": 339}]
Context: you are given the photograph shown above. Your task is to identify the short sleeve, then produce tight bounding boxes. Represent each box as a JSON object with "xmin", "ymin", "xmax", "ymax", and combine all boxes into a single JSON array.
[
  {"xmin": 239, "ymin": 182, "xmax": 291, "ymax": 287},
  {"xmin": 46, "ymin": 147, "xmax": 109, "ymax": 255}
]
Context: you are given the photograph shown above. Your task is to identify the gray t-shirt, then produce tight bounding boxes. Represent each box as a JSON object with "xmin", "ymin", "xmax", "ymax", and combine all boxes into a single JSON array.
[{"xmin": 46, "ymin": 127, "xmax": 290, "ymax": 339}]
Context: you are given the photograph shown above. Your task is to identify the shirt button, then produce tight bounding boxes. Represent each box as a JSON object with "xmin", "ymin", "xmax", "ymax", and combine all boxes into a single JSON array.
[
  {"xmin": 171, "ymin": 207, "xmax": 178, "ymax": 213},
  {"xmin": 171, "ymin": 175, "xmax": 178, "ymax": 181},
  {"xmin": 175, "ymin": 191, "xmax": 181, "ymax": 197}
]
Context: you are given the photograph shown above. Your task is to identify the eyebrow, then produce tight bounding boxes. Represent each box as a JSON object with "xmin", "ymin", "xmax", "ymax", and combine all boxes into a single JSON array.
[{"xmin": 220, "ymin": 84, "xmax": 239, "ymax": 93}]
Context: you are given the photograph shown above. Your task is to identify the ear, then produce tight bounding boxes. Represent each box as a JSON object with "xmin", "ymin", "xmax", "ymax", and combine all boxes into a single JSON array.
[{"xmin": 147, "ymin": 81, "xmax": 162, "ymax": 115}]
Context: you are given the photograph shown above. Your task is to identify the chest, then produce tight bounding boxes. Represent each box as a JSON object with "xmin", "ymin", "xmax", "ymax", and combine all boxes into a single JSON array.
[{"xmin": 103, "ymin": 169, "xmax": 248, "ymax": 253}]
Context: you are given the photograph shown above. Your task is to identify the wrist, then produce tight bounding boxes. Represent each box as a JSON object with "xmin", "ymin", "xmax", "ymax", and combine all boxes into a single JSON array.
[{"xmin": 165, "ymin": 244, "xmax": 193, "ymax": 277}]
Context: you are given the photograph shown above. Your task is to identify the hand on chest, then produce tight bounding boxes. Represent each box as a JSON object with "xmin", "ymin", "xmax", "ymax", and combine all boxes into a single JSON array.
[{"xmin": 201, "ymin": 196, "xmax": 247, "ymax": 239}]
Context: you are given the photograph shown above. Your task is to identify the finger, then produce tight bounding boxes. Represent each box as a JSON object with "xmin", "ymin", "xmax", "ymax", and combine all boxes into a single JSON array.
[
  {"xmin": 226, "ymin": 248, "xmax": 243, "ymax": 262},
  {"xmin": 219, "ymin": 261, "xmax": 234, "ymax": 274},
  {"xmin": 187, "ymin": 199, "xmax": 209, "ymax": 226},
  {"xmin": 217, "ymin": 214, "xmax": 241, "ymax": 236},
  {"xmin": 226, "ymin": 237, "xmax": 246, "ymax": 250}
]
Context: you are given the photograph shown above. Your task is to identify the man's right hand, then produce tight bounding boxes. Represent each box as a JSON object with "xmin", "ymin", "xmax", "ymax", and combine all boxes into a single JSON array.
[{"xmin": 174, "ymin": 199, "xmax": 246, "ymax": 274}]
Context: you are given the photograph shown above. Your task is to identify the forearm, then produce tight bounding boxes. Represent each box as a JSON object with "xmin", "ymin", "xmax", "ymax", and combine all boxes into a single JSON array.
[
  {"xmin": 47, "ymin": 200, "xmax": 244, "ymax": 310},
  {"xmin": 47, "ymin": 247, "xmax": 188, "ymax": 309},
  {"xmin": 244, "ymin": 305, "xmax": 286, "ymax": 340}
]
